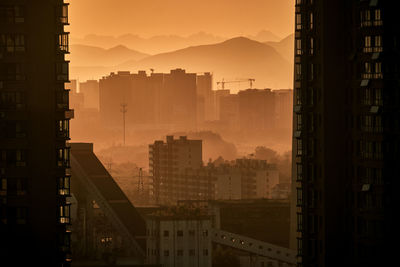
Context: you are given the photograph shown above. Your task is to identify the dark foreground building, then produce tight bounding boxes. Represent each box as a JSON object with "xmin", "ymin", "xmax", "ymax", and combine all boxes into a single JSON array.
[
  {"xmin": 291, "ymin": 0, "xmax": 399, "ymax": 266},
  {"xmin": 0, "ymin": 1, "xmax": 73, "ymax": 266}
]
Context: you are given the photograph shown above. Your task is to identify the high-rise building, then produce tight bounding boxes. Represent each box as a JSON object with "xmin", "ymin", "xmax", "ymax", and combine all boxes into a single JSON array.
[
  {"xmin": 149, "ymin": 136, "xmax": 203, "ymax": 205},
  {"xmin": 0, "ymin": 1, "xmax": 72, "ymax": 265},
  {"xmin": 291, "ymin": 1, "xmax": 398, "ymax": 266},
  {"xmin": 238, "ymin": 89, "xmax": 275, "ymax": 132}
]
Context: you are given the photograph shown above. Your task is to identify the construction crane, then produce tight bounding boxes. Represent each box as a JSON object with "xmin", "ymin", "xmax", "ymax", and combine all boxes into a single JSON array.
[{"xmin": 216, "ymin": 78, "xmax": 256, "ymax": 90}]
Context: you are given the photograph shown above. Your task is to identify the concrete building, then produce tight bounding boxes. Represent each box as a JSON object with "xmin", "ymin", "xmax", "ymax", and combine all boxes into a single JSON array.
[
  {"xmin": 238, "ymin": 89, "xmax": 276, "ymax": 132},
  {"xmin": 291, "ymin": 1, "xmax": 398, "ymax": 266},
  {"xmin": 219, "ymin": 93, "xmax": 239, "ymax": 131},
  {"xmin": 80, "ymin": 79, "xmax": 99, "ymax": 110},
  {"xmin": 213, "ymin": 159, "xmax": 279, "ymax": 200},
  {"xmin": 0, "ymin": 1, "xmax": 73, "ymax": 265},
  {"xmin": 146, "ymin": 207, "xmax": 212, "ymax": 267},
  {"xmin": 149, "ymin": 136, "xmax": 203, "ymax": 205},
  {"xmin": 273, "ymin": 89, "xmax": 293, "ymax": 132},
  {"xmin": 196, "ymin": 72, "xmax": 213, "ymax": 123}
]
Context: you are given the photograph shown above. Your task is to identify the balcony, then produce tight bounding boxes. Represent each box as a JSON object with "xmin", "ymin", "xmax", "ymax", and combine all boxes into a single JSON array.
[
  {"xmin": 56, "ymin": 62, "xmax": 69, "ymax": 81},
  {"xmin": 58, "ymin": 175, "xmax": 71, "ymax": 196},
  {"xmin": 57, "ymin": 33, "xmax": 69, "ymax": 54},
  {"xmin": 59, "ymin": 203, "xmax": 71, "ymax": 224},
  {"xmin": 58, "ymin": 4, "xmax": 69, "ymax": 25}
]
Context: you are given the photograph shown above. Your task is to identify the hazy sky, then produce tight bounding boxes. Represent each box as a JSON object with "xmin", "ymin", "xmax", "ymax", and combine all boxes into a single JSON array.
[{"xmin": 69, "ymin": 0, "xmax": 294, "ymax": 38}]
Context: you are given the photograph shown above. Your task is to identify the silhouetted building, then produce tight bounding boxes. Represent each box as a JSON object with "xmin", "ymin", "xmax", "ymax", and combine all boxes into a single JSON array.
[
  {"xmin": 0, "ymin": 1, "xmax": 72, "ymax": 265},
  {"xmin": 274, "ymin": 89, "xmax": 293, "ymax": 132},
  {"xmin": 213, "ymin": 89, "xmax": 231, "ymax": 120},
  {"xmin": 291, "ymin": 1, "xmax": 398, "ymax": 266},
  {"xmin": 238, "ymin": 89, "xmax": 275, "ymax": 132},
  {"xmin": 79, "ymin": 79, "xmax": 99, "ymax": 110},
  {"xmin": 219, "ymin": 93, "xmax": 239, "ymax": 131},
  {"xmin": 196, "ymin": 72, "xmax": 213, "ymax": 123},
  {"xmin": 99, "ymin": 69, "xmax": 201, "ymax": 130},
  {"xmin": 149, "ymin": 136, "xmax": 203, "ymax": 205},
  {"xmin": 162, "ymin": 69, "xmax": 197, "ymax": 128},
  {"xmin": 99, "ymin": 71, "xmax": 132, "ymax": 128}
]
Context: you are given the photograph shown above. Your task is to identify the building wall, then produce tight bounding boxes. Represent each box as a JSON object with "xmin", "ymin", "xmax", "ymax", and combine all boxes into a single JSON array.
[
  {"xmin": 80, "ymin": 80, "xmax": 99, "ymax": 110},
  {"xmin": 146, "ymin": 218, "xmax": 212, "ymax": 267}
]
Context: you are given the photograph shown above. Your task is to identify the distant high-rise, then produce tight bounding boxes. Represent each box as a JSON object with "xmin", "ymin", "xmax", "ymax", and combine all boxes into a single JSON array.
[
  {"xmin": 0, "ymin": 1, "xmax": 72, "ymax": 266},
  {"xmin": 291, "ymin": 1, "xmax": 398, "ymax": 266}
]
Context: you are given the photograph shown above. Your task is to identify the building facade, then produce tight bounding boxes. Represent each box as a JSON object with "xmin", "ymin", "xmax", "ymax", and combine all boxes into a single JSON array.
[
  {"xmin": 291, "ymin": 0, "xmax": 398, "ymax": 266},
  {"xmin": 149, "ymin": 136, "xmax": 203, "ymax": 205},
  {"xmin": 0, "ymin": 1, "xmax": 72, "ymax": 265},
  {"xmin": 146, "ymin": 208, "xmax": 212, "ymax": 267}
]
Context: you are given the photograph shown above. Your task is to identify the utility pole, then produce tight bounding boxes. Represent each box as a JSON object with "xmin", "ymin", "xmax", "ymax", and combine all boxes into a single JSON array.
[{"xmin": 120, "ymin": 103, "xmax": 127, "ymax": 146}]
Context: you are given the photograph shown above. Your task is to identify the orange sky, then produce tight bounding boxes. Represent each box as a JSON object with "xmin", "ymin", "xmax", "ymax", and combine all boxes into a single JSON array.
[{"xmin": 69, "ymin": 0, "xmax": 294, "ymax": 38}]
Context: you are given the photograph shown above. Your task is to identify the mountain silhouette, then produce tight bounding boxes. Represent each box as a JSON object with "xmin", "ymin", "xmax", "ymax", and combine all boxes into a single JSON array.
[
  {"xmin": 266, "ymin": 33, "xmax": 294, "ymax": 62},
  {"xmin": 69, "ymin": 44, "xmax": 149, "ymax": 67},
  {"xmin": 70, "ymin": 37, "xmax": 292, "ymax": 89}
]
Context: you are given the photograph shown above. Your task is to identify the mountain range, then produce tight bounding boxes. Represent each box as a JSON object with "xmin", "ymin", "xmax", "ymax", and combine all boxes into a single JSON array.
[{"xmin": 70, "ymin": 35, "xmax": 294, "ymax": 90}]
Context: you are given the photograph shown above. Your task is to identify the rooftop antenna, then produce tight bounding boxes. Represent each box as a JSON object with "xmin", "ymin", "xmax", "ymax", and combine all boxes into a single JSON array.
[{"xmin": 120, "ymin": 103, "xmax": 128, "ymax": 146}]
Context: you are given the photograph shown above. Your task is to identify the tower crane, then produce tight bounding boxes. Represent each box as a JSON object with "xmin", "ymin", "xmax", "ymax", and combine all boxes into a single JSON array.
[{"xmin": 216, "ymin": 78, "xmax": 256, "ymax": 90}]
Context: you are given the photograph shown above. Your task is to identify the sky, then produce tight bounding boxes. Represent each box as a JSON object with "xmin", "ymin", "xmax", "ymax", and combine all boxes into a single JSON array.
[{"xmin": 69, "ymin": 0, "xmax": 294, "ymax": 38}]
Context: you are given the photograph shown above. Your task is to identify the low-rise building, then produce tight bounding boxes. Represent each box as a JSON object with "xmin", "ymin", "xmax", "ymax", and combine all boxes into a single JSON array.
[{"xmin": 146, "ymin": 207, "xmax": 212, "ymax": 267}]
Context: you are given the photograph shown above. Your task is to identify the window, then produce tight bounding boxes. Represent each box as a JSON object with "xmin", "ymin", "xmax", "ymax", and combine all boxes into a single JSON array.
[
  {"xmin": 296, "ymin": 114, "xmax": 302, "ymax": 130},
  {"xmin": 177, "ymin": 230, "xmax": 183, "ymax": 237},
  {"xmin": 309, "ymin": 63, "xmax": 314, "ymax": 81},
  {"xmin": 0, "ymin": 92, "xmax": 24, "ymax": 110},
  {"xmin": 189, "ymin": 249, "xmax": 195, "ymax": 256},
  {"xmin": 0, "ymin": 34, "xmax": 25, "ymax": 53},
  {"xmin": 0, "ymin": 5, "xmax": 25, "ymax": 24},
  {"xmin": 16, "ymin": 207, "xmax": 27, "ymax": 224},
  {"xmin": 203, "ymin": 230, "xmax": 208, "ymax": 237},
  {"xmin": 310, "ymin": 37, "xmax": 314, "ymax": 55},
  {"xmin": 296, "ymin": 163, "xmax": 303, "ymax": 181},
  {"xmin": 0, "ymin": 178, "xmax": 6, "ymax": 196},
  {"xmin": 296, "ymin": 39, "xmax": 302, "ymax": 55},
  {"xmin": 57, "ymin": 120, "xmax": 70, "ymax": 139},
  {"xmin": 164, "ymin": 250, "xmax": 169, "ymax": 257},
  {"xmin": 364, "ymin": 36, "xmax": 372, "ymax": 52},
  {"xmin": 297, "ymin": 188, "xmax": 303, "ymax": 206},
  {"xmin": 361, "ymin": 10, "xmax": 371, "ymax": 27},
  {"xmin": 58, "ymin": 4, "xmax": 69, "ymax": 24},
  {"xmin": 56, "ymin": 90, "xmax": 69, "ymax": 110},
  {"xmin": 57, "ymin": 147, "xmax": 70, "ymax": 168},
  {"xmin": 56, "ymin": 62, "xmax": 69, "ymax": 81},
  {"xmin": 309, "ymin": 12, "xmax": 313, "ymax": 30},
  {"xmin": 295, "ymin": 88, "xmax": 302, "ymax": 105},
  {"xmin": 297, "ymin": 139, "xmax": 303, "ymax": 156},
  {"xmin": 57, "ymin": 33, "xmax": 69, "ymax": 53},
  {"xmin": 296, "ymin": 0, "xmax": 302, "ymax": 5},
  {"xmin": 177, "ymin": 250, "xmax": 183, "ymax": 256},
  {"xmin": 374, "ymin": 62, "xmax": 382, "ymax": 78},
  {"xmin": 374, "ymin": 35, "xmax": 382, "ymax": 52},
  {"xmin": 189, "ymin": 230, "xmax": 195, "ymax": 236},
  {"xmin": 59, "ymin": 204, "xmax": 71, "ymax": 224},
  {"xmin": 163, "ymin": 230, "xmax": 169, "ymax": 237},
  {"xmin": 296, "ymin": 13, "xmax": 302, "ymax": 30},
  {"xmin": 297, "ymin": 213, "xmax": 303, "ymax": 232},
  {"xmin": 295, "ymin": 63, "xmax": 302, "ymax": 80},
  {"xmin": 58, "ymin": 176, "xmax": 71, "ymax": 196},
  {"xmin": 203, "ymin": 249, "xmax": 208, "ymax": 256},
  {"xmin": 374, "ymin": 9, "xmax": 382, "ymax": 26},
  {"xmin": 297, "ymin": 238, "xmax": 303, "ymax": 256},
  {"xmin": 0, "ymin": 63, "xmax": 25, "ymax": 81}
]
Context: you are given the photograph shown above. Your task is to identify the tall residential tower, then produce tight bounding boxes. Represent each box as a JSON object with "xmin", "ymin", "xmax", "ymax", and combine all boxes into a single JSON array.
[
  {"xmin": 0, "ymin": 1, "xmax": 72, "ymax": 265},
  {"xmin": 291, "ymin": 0, "xmax": 398, "ymax": 266}
]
